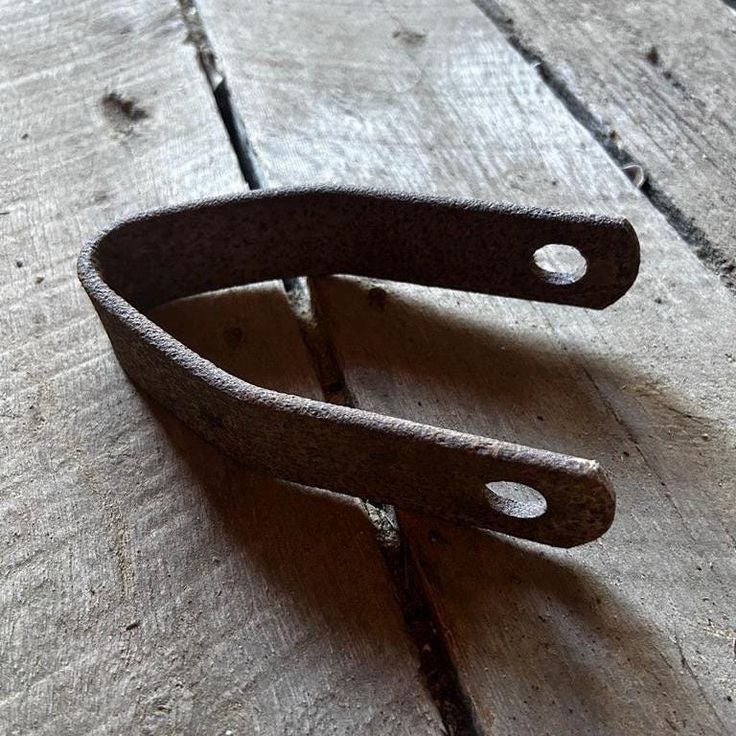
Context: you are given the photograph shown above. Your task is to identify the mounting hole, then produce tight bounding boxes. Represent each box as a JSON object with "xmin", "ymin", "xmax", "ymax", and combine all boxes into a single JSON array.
[
  {"xmin": 484, "ymin": 482, "xmax": 547, "ymax": 519},
  {"xmin": 532, "ymin": 244, "xmax": 587, "ymax": 286}
]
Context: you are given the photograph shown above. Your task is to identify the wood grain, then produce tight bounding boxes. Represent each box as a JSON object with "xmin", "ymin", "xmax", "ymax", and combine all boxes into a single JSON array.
[
  {"xmin": 476, "ymin": 0, "xmax": 736, "ymax": 285},
  {"xmin": 0, "ymin": 1, "xmax": 441, "ymax": 732},
  {"xmin": 199, "ymin": 0, "xmax": 736, "ymax": 732}
]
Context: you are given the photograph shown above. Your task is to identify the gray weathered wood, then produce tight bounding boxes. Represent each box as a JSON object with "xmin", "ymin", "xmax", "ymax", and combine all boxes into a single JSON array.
[
  {"xmin": 0, "ymin": 1, "xmax": 441, "ymax": 732},
  {"xmin": 476, "ymin": 0, "xmax": 736, "ymax": 286},
  {"xmin": 199, "ymin": 0, "xmax": 736, "ymax": 732}
]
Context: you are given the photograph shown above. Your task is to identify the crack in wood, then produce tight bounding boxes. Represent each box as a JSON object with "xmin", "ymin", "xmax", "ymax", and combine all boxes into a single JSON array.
[
  {"xmin": 178, "ymin": 0, "xmax": 264, "ymax": 188},
  {"xmin": 175, "ymin": 2, "xmax": 483, "ymax": 732},
  {"xmin": 279, "ymin": 278, "xmax": 484, "ymax": 736}
]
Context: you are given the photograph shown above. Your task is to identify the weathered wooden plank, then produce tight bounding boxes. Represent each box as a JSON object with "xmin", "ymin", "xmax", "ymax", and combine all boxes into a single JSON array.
[
  {"xmin": 0, "ymin": 1, "xmax": 441, "ymax": 732},
  {"xmin": 199, "ymin": 0, "xmax": 736, "ymax": 732},
  {"xmin": 476, "ymin": 0, "xmax": 736, "ymax": 286}
]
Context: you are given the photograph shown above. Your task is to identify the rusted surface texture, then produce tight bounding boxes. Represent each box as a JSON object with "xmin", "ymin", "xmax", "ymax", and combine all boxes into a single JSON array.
[{"xmin": 78, "ymin": 187, "xmax": 640, "ymax": 547}]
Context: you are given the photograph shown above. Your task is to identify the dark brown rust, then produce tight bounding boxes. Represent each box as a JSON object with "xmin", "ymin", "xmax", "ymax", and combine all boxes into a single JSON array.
[{"xmin": 78, "ymin": 187, "xmax": 639, "ymax": 547}]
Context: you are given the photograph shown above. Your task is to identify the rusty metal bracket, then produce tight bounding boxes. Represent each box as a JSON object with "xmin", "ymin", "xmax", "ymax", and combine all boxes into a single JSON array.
[{"xmin": 78, "ymin": 187, "xmax": 639, "ymax": 547}]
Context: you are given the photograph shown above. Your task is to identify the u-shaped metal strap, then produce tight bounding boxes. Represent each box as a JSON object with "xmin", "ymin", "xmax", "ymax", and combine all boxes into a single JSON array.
[{"xmin": 78, "ymin": 187, "xmax": 639, "ymax": 547}]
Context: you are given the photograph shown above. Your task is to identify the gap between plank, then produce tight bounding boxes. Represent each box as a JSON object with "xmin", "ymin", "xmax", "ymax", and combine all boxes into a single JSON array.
[
  {"xmin": 473, "ymin": 0, "xmax": 736, "ymax": 292},
  {"xmin": 177, "ymin": 2, "xmax": 482, "ymax": 733},
  {"xmin": 292, "ymin": 280, "xmax": 483, "ymax": 736},
  {"xmin": 179, "ymin": 0, "xmax": 265, "ymax": 189}
]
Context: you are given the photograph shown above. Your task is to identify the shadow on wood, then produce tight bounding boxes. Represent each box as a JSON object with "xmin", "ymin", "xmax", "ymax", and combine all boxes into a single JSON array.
[
  {"xmin": 310, "ymin": 274, "xmax": 731, "ymax": 733},
  {"xmin": 150, "ymin": 276, "xmax": 730, "ymax": 733},
  {"xmin": 147, "ymin": 282, "xmax": 440, "ymax": 732},
  {"xmin": 309, "ymin": 275, "xmax": 726, "ymax": 472},
  {"xmin": 404, "ymin": 522, "xmax": 716, "ymax": 734}
]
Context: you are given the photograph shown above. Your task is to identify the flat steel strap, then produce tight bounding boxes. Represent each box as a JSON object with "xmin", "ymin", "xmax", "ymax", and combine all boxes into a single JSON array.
[{"xmin": 78, "ymin": 187, "xmax": 640, "ymax": 547}]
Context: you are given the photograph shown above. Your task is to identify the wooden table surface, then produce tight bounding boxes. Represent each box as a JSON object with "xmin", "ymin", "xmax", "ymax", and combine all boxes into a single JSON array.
[{"xmin": 2, "ymin": 1, "xmax": 734, "ymax": 734}]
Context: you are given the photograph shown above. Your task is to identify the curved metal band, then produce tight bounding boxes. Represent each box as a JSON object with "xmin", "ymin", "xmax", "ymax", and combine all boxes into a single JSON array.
[{"xmin": 78, "ymin": 187, "xmax": 640, "ymax": 547}]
